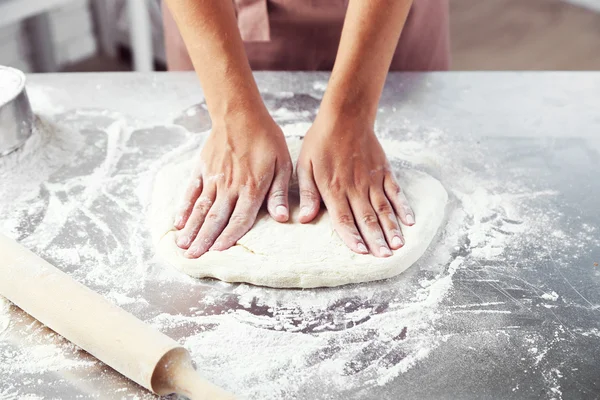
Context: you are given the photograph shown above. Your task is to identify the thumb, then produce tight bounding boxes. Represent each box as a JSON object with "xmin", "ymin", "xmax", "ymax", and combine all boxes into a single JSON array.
[
  {"xmin": 297, "ymin": 164, "xmax": 321, "ymax": 223},
  {"xmin": 267, "ymin": 161, "xmax": 292, "ymax": 223}
]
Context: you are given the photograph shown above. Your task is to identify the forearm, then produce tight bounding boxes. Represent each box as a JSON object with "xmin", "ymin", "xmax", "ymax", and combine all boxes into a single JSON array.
[
  {"xmin": 322, "ymin": 0, "xmax": 413, "ymax": 123},
  {"xmin": 164, "ymin": 0, "xmax": 265, "ymax": 120}
]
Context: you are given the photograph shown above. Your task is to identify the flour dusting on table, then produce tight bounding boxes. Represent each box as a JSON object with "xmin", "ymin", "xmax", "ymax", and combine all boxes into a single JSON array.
[{"xmin": 1, "ymin": 90, "xmax": 596, "ymax": 399}]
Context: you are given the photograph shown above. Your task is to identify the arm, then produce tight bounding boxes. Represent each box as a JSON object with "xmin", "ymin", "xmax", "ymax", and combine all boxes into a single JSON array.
[
  {"xmin": 164, "ymin": 0, "xmax": 263, "ymax": 119},
  {"xmin": 324, "ymin": 0, "xmax": 412, "ymax": 122},
  {"xmin": 165, "ymin": 0, "xmax": 292, "ymax": 258},
  {"xmin": 298, "ymin": 0, "xmax": 415, "ymax": 257}
]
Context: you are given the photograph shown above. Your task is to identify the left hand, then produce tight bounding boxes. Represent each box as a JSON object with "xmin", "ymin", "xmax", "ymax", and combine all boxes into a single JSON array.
[{"xmin": 297, "ymin": 111, "xmax": 415, "ymax": 257}]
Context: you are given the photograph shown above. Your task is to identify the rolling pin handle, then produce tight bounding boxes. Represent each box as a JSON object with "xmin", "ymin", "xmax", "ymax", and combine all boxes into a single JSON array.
[{"xmin": 151, "ymin": 348, "xmax": 236, "ymax": 400}]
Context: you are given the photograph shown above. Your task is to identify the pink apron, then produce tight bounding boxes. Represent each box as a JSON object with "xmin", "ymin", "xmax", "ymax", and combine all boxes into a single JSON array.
[{"xmin": 162, "ymin": 0, "xmax": 450, "ymax": 71}]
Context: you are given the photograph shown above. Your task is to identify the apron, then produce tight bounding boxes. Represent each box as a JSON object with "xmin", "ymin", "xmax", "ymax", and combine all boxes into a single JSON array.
[{"xmin": 162, "ymin": 0, "xmax": 450, "ymax": 71}]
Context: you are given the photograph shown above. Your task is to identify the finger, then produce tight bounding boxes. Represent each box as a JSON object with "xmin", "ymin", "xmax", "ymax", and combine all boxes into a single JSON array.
[
  {"xmin": 185, "ymin": 194, "xmax": 237, "ymax": 258},
  {"xmin": 297, "ymin": 164, "xmax": 321, "ymax": 223},
  {"xmin": 322, "ymin": 193, "xmax": 368, "ymax": 255},
  {"xmin": 174, "ymin": 176, "xmax": 203, "ymax": 229},
  {"xmin": 349, "ymin": 192, "xmax": 393, "ymax": 258},
  {"xmin": 267, "ymin": 160, "xmax": 291, "ymax": 223},
  {"xmin": 385, "ymin": 173, "xmax": 415, "ymax": 226},
  {"xmin": 174, "ymin": 185, "xmax": 215, "ymax": 250},
  {"xmin": 211, "ymin": 193, "xmax": 263, "ymax": 251},
  {"xmin": 370, "ymin": 188, "xmax": 404, "ymax": 250}
]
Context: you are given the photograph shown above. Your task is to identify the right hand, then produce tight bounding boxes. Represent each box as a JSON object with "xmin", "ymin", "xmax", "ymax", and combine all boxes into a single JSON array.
[{"xmin": 173, "ymin": 111, "xmax": 292, "ymax": 258}]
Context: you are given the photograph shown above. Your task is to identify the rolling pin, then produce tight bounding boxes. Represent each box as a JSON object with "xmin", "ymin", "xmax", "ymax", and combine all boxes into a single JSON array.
[{"xmin": 0, "ymin": 233, "xmax": 234, "ymax": 399}]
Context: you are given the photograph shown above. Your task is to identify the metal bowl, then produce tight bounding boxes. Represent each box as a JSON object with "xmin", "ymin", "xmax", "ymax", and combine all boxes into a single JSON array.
[{"xmin": 0, "ymin": 66, "xmax": 33, "ymax": 156}]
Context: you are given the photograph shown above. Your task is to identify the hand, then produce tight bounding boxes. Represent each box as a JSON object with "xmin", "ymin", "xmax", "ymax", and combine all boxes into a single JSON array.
[
  {"xmin": 173, "ymin": 112, "xmax": 292, "ymax": 258},
  {"xmin": 297, "ymin": 112, "xmax": 415, "ymax": 258}
]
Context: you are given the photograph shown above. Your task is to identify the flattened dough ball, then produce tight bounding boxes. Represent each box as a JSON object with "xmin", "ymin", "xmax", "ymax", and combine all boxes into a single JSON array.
[{"xmin": 149, "ymin": 137, "xmax": 448, "ymax": 288}]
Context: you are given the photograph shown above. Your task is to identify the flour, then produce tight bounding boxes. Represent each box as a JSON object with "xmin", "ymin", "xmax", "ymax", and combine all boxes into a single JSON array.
[
  {"xmin": 0, "ymin": 66, "xmax": 25, "ymax": 105},
  {"xmin": 0, "ymin": 108, "xmax": 528, "ymax": 396},
  {"xmin": 312, "ymin": 80, "xmax": 328, "ymax": 92},
  {"xmin": 1, "ymin": 90, "xmax": 589, "ymax": 398},
  {"xmin": 541, "ymin": 291, "xmax": 560, "ymax": 301},
  {"xmin": 0, "ymin": 298, "xmax": 96, "ymax": 398},
  {"xmin": 141, "ymin": 121, "xmax": 550, "ymax": 397},
  {"xmin": 3, "ymin": 343, "xmax": 95, "ymax": 375},
  {"xmin": 0, "ymin": 116, "xmax": 83, "ymax": 239}
]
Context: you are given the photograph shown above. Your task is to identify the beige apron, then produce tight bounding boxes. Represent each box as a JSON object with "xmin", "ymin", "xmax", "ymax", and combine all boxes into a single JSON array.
[{"xmin": 162, "ymin": 0, "xmax": 450, "ymax": 71}]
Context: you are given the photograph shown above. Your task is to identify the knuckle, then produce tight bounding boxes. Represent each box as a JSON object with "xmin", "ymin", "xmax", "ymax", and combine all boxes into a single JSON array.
[
  {"xmin": 206, "ymin": 172, "xmax": 225, "ymax": 183},
  {"xmin": 336, "ymin": 214, "xmax": 355, "ymax": 226},
  {"xmin": 387, "ymin": 180, "xmax": 402, "ymax": 195},
  {"xmin": 300, "ymin": 189, "xmax": 318, "ymax": 201},
  {"xmin": 375, "ymin": 203, "xmax": 393, "ymax": 215},
  {"xmin": 327, "ymin": 180, "xmax": 344, "ymax": 193},
  {"xmin": 269, "ymin": 189, "xmax": 287, "ymax": 200},
  {"xmin": 194, "ymin": 196, "xmax": 213, "ymax": 208},
  {"xmin": 361, "ymin": 213, "xmax": 379, "ymax": 227},
  {"xmin": 244, "ymin": 180, "xmax": 259, "ymax": 191},
  {"xmin": 245, "ymin": 189, "xmax": 260, "ymax": 201},
  {"xmin": 193, "ymin": 202, "xmax": 211, "ymax": 214},
  {"xmin": 243, "ymin": 182, "xmax": 261, "ymax": 198},
  {"xmin": 205, "ymin": 212, "xmax": 221, "ymax": 222},
  {"xmin": 229, "ymin": 213, "xmax": 250, "ymax": 227}
]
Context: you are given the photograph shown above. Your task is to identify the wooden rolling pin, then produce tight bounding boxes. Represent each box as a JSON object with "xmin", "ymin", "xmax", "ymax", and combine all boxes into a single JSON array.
[{"xmin": 0, "ymin": 233, "xmax": 234, "ymax": 399}]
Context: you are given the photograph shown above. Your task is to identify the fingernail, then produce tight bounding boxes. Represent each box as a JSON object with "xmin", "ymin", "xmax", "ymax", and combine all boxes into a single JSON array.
[
  {"xmin": 392, "ymin": 236, "xmax": 404, "ymax": 248},
  {"xmin": 300, "ymin": 206, "xmax": 311, "ymax": 217},
  {"xmin": 357, "ymin": 243, "xmax": 368, "ymax": 254},
  {"xmin": 176, "ymin": 236, "xmax": 190, "ymax": 248},
  {"xmin": 275, "ymin": 205, "xmax": 288, "ymax": 218},
  {"xmin": 174, "ymin": 215, "xmax": 183, "ymax": 227},
  {"xmin": 380, "ymin": 246, "xmax": 393, "ymax": 257},
  {"xmin": 406, "ymin": 214, "xmax": 415, "ymax": 225}
]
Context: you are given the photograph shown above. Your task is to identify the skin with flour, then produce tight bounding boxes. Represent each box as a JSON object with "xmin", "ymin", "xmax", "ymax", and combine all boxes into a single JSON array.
[
  {"xmin": 150, "ymin": 135, "xmax": 448, "ymax": 288},
  {"xmin": 164, "ymin": 0, "xmax": 417, "ymax": 259}
]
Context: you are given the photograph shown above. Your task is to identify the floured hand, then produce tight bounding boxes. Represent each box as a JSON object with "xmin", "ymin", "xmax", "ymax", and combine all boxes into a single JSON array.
[
  {"xmin": 297, "ymin": 112, "xmax": 415, "ymax": 258},
  {"xmin": 173, "ymin": 113, "xmax": 292, "ymax": 258}
]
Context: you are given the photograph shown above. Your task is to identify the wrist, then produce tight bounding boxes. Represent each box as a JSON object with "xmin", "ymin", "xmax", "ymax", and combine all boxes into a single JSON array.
[
  {"xmin": 207, "ymin": 88, "xmax": 268, "ymax": 122},
  {"xmin": 313, "ymin": 103, "xmax": 376, "ymax": 139},
  {"xmin": 320, "ymin": 84, "xmax": 379, "ymax": 125},
  {"xmin": 211, "ymin": 101, "xmax": 279, "ymax": 138}
]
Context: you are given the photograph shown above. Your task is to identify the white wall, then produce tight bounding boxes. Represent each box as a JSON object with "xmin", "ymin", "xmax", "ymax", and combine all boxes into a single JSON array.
[{"xmin": 0, "ymin": 0, "xmax": 97, "ymax": 72}]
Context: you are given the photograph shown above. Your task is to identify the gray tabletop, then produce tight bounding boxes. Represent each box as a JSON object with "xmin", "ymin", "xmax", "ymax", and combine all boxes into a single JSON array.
[{"xmin": 0, "ymin": 72, "xmax": 599, "ymax": 400}]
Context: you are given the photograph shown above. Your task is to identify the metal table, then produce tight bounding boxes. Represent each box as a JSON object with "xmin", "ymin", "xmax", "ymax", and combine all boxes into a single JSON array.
[{"xmin": 1, "ymin": 72, "xmax": 599, "ymax": 399}]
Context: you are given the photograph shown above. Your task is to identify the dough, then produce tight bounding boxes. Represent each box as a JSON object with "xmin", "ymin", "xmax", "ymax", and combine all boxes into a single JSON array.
[{"xmin": 150, "ymin": 136, "xmax": 448, "ymax": 288}]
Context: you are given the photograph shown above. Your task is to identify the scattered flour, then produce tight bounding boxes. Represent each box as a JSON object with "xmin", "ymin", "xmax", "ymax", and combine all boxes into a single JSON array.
[
  {"xmin": 1, "ymin": 89, "xmax": 588, "ymax": 398},
  {"xmin": 2, "ymin": 342, "xmax": 95, "ymax": 375},
  {"xmin": 312, "ymin": 80, "xmax": 328, "ymax": 92},
  {"xmin": 541, "ymin": 291, "xmax": 560, "ymax": 301},
  {"xmin": 0, "ymin": 116, "xmax": 83, "ymax": 238}
]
